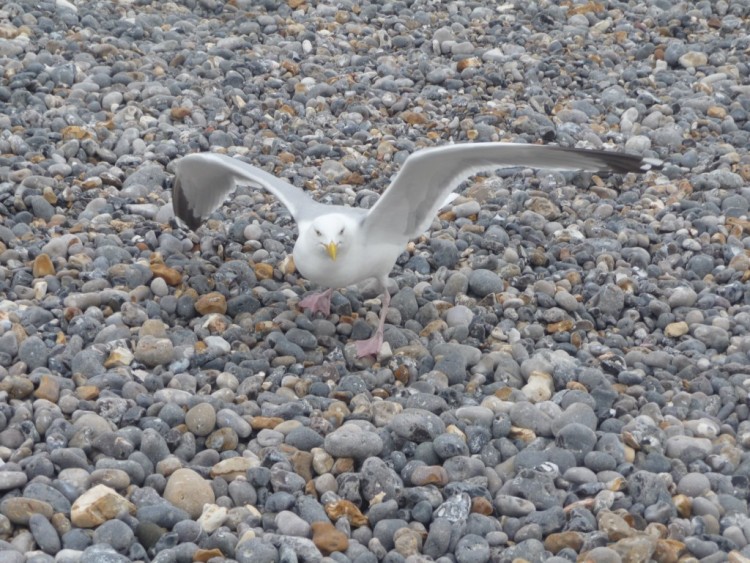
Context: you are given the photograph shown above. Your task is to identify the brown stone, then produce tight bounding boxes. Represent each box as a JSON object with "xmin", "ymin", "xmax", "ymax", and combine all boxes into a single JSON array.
[
  {"xmin": 457, "ymin": 57, "xmax": 481, "ymax": 71},
  {"xmin": 193, "ymin": 548, "xmax": 224, "ymax": 562},
  {"xmin": 150, "ymin": 263, "xmax": 182, "ymax": 286},
  {"xmin": 61, "ymin": 125, "xmax": 91, "ymax": 140},
  {"xmin": 0, "ymin": 497, "xmax": 54, "ymax": 525},
  {"xmin": 195, "ymin": 292, "xmax": 227, "ymax": 315},
  {"xmin": 508, "ymin": 426, "xmax": 536, "ymax": 442},
  {"xmin": 205, "ymin": 427, "xmax": 239, "ymax": 451},
  {"xmin": 35, "ymin": 374, "xmax": 60, "ymax": 402},
  {"xmin": 250, "ymin": 416, "xmax": 283, "ymax": 430},
  {"xmin": 254, "ymin": 263, "xmax": 274, "ymax": 280},
  {"xmin": 598, "ymin": 510, "xmax": 634, "ymax": 541},
  {"xmin": 653, "ymin": 539, "xmax": 685, "ymax": 563},
  {"xmin": 494, "ymin": 387, "xmax": 513, "ymax": 400},
  {"xmin": 164, "ymin": 468, "xmax": 215, "ymax": 519},
  {"xmin": 331, "ymin": 457, "xmax": 355, "ymax": 475},
  {"xmin": 50, "ymin": 513, "xmax": 71, "ymax": 536},
  {"xmin": 325, "ymin": 499, "xmax": 368, "ymax": 527},
  {"xmin": 393, "ymin": 527, "xmax": 422, "ymax": 557},
  {"xmin": 288, "ymin": 0, "xmax": 305, "ymax": 8},
  {"xmin": 470, "ymin": 496, "xmax": 493, "ymax": 516},
  {"xmin": 170, "ymin": 107, "xmax": 192, "ymax": 120},
  {"xmin": 0, "ymin": 376, "xmax": 34, "ymax": 400},
  {"xmin": 544, "ymin": 531, "xmax": 583, "ymax": 554},
  {"xmin": 255, "ymin": 320, "xmax": 280, "ymax": 334},
  {"xmin": 672, "ymin": 494, "xmax": 692, "ymax": 518},
  {"xmin": 32, "ymin": 253, "xmax": 55, "ymax": 277},
  {"xmin": 419, "ymin": 319, "xmax": 448, "ymax": 337},
  {"xmin": 400, "ymin": 111, "xmax": 429, "ymax": 125},
  {"xmin": 410, "ymin": 465, "xmax": 449, "ymax": 487},
  {"xmin": 76, "ymin": 385, "xmax": 100, "ymax": 400},
  {"xmin": 547, "ymin": 319, "xmax": 574, "ymax": 333},
  {"xmin": 311, "ymin": 521, "xmax": 349, "ymax": 555},
  {"xmin": 70, "ymin": 484, "xmax": 135, "ymax": 527},
  {"xmin": 290, "ymin": 450, "xmax": 313, "ymax": 482}
]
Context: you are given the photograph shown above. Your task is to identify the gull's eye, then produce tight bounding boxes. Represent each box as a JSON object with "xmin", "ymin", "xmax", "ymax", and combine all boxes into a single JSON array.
[
  {"xmin": 339, "ymin": 227, "xmax": 344, "ymax": 235},
  {"xmin": 315, "ymin": 228, "xmax": 321, "ymax": 236}
]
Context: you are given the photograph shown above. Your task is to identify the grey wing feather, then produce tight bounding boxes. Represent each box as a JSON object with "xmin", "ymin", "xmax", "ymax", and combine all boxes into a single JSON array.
[
  {"xmin": 172, "ymin": 153, "xmax": 323, "ymax": 230},
  {"xmin": 363, "ymin": 142, "xmax": 660, "ymax": 242}
]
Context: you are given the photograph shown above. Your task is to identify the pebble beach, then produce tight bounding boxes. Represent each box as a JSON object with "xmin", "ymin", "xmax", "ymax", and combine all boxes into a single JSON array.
[{"xmin": 1, "ymin": 0, "xmax": 750, "ymax": 562}]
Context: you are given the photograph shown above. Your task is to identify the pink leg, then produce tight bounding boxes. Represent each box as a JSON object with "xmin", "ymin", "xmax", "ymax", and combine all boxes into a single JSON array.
[
  {"xmin": 299, "ymin": 288, "xmax": 333, "ymax": 316},
  {"xmin": 355, "ymin": 290, "xmax": 390, "ymax": 357}
]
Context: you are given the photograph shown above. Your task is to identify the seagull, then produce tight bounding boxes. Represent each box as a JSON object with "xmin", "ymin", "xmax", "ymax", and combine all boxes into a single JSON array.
[{"xmin": 172, "ymin": 143, "xmax": 659, "ymax": 357}]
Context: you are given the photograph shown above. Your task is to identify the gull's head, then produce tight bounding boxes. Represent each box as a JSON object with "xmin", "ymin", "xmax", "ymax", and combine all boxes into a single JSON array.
[{"xmin": 307, "ymin": 214, "xmax": 355, "ymax": 262}]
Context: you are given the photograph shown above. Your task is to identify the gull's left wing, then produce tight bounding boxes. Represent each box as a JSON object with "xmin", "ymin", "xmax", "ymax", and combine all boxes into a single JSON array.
[{"xmin": 361, "ymin": 142, "xmax": 660, "ymax": 244}]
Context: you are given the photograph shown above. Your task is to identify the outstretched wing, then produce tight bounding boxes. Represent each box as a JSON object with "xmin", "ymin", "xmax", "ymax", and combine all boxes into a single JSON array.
[
  {"xmin": 362, "ymin": 142, "xmax": 660, "ymax": 243},
  {"xmin": 172, "ymin": 153, "xmax": 325, "ymax": 229}
]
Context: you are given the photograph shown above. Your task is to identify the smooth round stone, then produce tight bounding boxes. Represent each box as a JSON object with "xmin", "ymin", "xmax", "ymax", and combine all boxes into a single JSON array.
[
  {"xmin": 285, "ymin": 426, "xmax": 325, "ymax": 451},
  {"xmin": 667, "ymin": 286, "xmax": 697, "ymax": 308},
  {"xmin": 446, "ymin": 305, "xmax": 474, "ymax": 327},
  {"xmin": 185, "ymin": 403, "xmax": 217, "ymax": 437},
  {"xmin": 163, "ymin": 468, "xmax": 215, "ymax": 519},
  {"xmin": 677, "ymin": 473, "xmax": 711, "ymax": 497},
  {"xmin": 275, "ymin": 510, "xmax": 311, "ymax": 537},
  {"xmin": 28, "ymin": 513, "xmax": 61, "ymax": 555},
  {"xmin": 554, "ymin": 423, "xmax": 597, "ymax": 463},
  {"xmin": 1, "ymin": 497, "xmax": 54, "ymax": 525},
  {"xmin": 454, "ymin": 533, "xmax": 490, "ymax": 563},
  {"xmin": 323, "ymin": 424, "xmax": 384, "ymax": 460},
  {"xmin": 583, "ymin": 451, "xmax": 617, "ymax": 472},
  {"xmin": 0, "ymin": 471, "xmax": 28, "ymax": 491},
  {"xmin": 92, "ymin": 519, "xmax": 134, "ymax": 553},
  {"xmin": 468, "ymin": 269, "xmax": 503, "ymax": 297},
  {"xmin": 455, "ymin": 407, "xmax": 494, "ymax": 427},
  {"xmin": 493, "ymin": 496, "xmax": 535, "ymax": 517}
]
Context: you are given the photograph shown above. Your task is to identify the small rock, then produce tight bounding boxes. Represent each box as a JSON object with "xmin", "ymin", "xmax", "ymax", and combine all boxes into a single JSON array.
[
  {"xmin": 134, "ymin": 336, "xmax": 174, "ymax": 366},
  {"xmin": 70, "ymin": 485, "xmax": 135, "ymax": 528},
  {"xmin": 311, "ymin": 520, "xmax": 349, "ymax": 555},
  {"xmin": 195, "ymin": 292, "xmax": 227, "ymax": 315},
  {"xmin": 164, "ymin": 468, "xmax": 215, "ymax": 519},
  {"xmin": 33, "ymin": 253, "xmax": 55, "ymax": 277},
  {"xmin": 185, "ymin": 403, "xmax": 217, "ymax": 436}
]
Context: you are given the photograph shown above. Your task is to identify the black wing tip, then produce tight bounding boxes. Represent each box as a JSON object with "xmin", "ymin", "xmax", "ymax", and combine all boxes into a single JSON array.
[
  {"xmin": 549, "ymin": 145, "xmax": 664, "ymax": 174},
  {"xmin": 172, "ymin": 174, "xmax": 204, "ymax": 231}
]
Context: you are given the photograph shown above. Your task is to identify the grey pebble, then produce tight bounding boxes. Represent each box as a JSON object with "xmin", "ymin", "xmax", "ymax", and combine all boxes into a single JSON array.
[
  {"xmin": 468, "ymin": 269, "xmax": 503, "ymax": 297},
  {"xmin": 28, "ymin": 514, "xmax": 61, "ymax": 555},
  {"xmin": 323, "ymin": 425, "xmax": 383, "ymax": 459}
]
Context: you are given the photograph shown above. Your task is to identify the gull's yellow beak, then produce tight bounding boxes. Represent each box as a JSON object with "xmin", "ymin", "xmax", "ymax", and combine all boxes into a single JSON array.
[{"xmin": 326, "ymin": 241, "xmax": 338, "ymax": 261}]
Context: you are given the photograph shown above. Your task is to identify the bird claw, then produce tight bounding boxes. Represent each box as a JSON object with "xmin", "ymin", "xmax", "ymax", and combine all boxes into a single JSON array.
[
  {"xmin": 299, "ymin": 289, "xmax": 333, "ymax": 316},
  {"xmin": 355, "ymin": 331, "xmax": 383, "ymax": 358}
]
